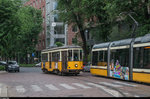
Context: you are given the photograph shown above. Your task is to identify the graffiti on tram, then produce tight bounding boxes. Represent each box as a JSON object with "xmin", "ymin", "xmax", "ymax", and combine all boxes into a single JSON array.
[{"xmin": 110, "ymin": 60, "xmax": 129, "ymax": 80}]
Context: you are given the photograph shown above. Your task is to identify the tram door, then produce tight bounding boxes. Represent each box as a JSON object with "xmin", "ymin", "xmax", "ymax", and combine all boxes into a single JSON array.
[
  {"xmin": 61, "ymin": 51, "xmax": 68, "ymax": 71},
  {"xmin": 49, "ymin": 53, "xmax": 51, "ymax": 69}
]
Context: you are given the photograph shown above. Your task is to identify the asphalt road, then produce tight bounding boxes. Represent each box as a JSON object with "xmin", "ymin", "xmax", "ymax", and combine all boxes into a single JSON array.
[{"xmin": 0, "ymin": 67, "xmax": 150, "ymax": 97}]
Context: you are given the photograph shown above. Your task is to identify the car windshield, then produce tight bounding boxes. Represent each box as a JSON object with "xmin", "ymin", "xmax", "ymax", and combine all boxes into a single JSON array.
[{"xmin": 8, "ymin": 61, "xmax": 17, "ymax": 64}]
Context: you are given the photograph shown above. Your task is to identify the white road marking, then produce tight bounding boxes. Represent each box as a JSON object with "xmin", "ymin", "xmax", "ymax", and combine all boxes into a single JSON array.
[
  {"xmin": 100, "ymin": 82, "xmax": 122, "ymax": 87},
  {"xmin": 87, "ymin": 82, "xmax": 106, "ymax": 89},
  {"xmin": 0, "ymin": 85, "xmax": 8, "ymax": 97},
  {"xmin": 114, "ymin": 81, "xmax": 137, "ymax": 87},
  {"xmin": 0, "ymin": 88, "xmax": 1, "ymax": 96},
  {"xmin": 87, "ymin": 83, "xmax": 121, "ymax": 97},
  {"xmin": 60, "ymin": 84, "xmax": 76, "ymax": 90},
  {"xmin": 72, "ymin": 83, "xmax": 91, "ymax": 89},
  {"xmin": 134, "ymin": 95, "xmax": 140, "ymax": 97},
  {"xmin": 16, "ymin": 85, "xmax": 26, "ymax": 93},
  {"xmin": 45, "ymin": 84, "xmax": 60, "ymax": 91},
  {"xmin": 31, "ymin": 85, "xmax": 43, "ymax": 92}
]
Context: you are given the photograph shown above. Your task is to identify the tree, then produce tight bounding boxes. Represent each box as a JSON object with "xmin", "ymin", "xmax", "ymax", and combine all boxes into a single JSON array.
[
  {"xmin": 57, "ymin": 0, "xmax": 112, "ymax": 62},
  {"xmin": 15, "ymin": 6, "xmax": 43, "ymax": 63},
  {"xmin": 0, "ymin": 0, "xmax": 42, "ymax": 63},
  {"xmin": 0, "ymin": 0, "xmax": 22, "ymax": 60},
  {"xmin": 81, "ymin": 0, "xmax": 112, "ymax": 42},
  {"xmin": 57, "ymin": 0, "xmax": 90, "ymax": 62},
  {"xmin": 55, "ymin": 42, "xmax": 64, "ymax": 47},
  {"xmin": 105, "ymin": 0, "xmax": 150, "ymax": 39}
]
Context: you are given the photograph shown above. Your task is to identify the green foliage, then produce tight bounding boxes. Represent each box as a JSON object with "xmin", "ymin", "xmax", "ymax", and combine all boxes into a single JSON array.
[
  {"xmin": 0, "ymin": 0, "xmax": 42, "ymax": 61},
  {"xmin": 105, "ymin": 0, "xmax": 150, "ymax": 38},
  {"xmin": 16, "ymin": 6, "xmax": 42, "ymax": 54},
  {"xmin": 57, "ymin": 0, "xmax": 91, "ymax": 62},
  {"xmin": 55, "ymin": 42, "xmax": 63, "ymax": 47},
  {"xmin": 0, "ymin": 66, "xmax": 5, "ymax": 71}
]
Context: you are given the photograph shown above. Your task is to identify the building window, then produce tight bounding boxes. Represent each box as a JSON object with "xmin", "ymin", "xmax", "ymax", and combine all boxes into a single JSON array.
[
  {"xmin": 36, "ymin": 0, "xmax": 38, "ymax": 6},
  {"xmin": 39, "ymin": 0, "xmax": 41, "ymax": 5},
  {"xmin": 54, "ymin": 14, "xmax": 60, "ymax": 22},
  {"xmin": 33, "ymin": 1, "xmax": 35, "ymax": 7},
  {"xmin": 54, "ymin": 25, "xmax": 64, "ymax": 34},
  {"xmin": 72, "ymin": 25, "xmax": 78, "ymax": 32},
  {"xmin": 43, "ymin": 6, "xmax": 45, "ymax": 13},
  {"xmin": 53, "ymin": 1, "xmax": 58, "ymax": 10},
  {"xmin": 55, "ymin": 38, "xmax": 65, "ymax": 44}
]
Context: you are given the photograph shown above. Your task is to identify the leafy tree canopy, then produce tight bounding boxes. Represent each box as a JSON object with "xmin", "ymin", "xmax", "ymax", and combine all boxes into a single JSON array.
[{"xmin": 0, "ymin": 0, "xmax": 42, "ymax": 61}]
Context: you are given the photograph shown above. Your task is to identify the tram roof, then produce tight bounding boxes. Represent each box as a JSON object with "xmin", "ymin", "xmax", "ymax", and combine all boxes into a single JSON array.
[
  {"xmin": 93, "ymin": 33, "xmax": 150, "ymax": 49},
  {"xmin": 42, "ymin": 45, "xmax": 82, "ymax": 52}
]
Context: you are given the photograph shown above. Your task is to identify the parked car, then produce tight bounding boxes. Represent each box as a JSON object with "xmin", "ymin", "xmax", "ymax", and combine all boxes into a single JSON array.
[
  {"xmin": 35, "ymin": 62, "xmax": 41, "ymax": 67},
  {"xmin": 83, "ymin": 62, "xmax": 91, "ymax": 72},
  {"xmin": 6, "ymin": 61, "xmax": 20, "ymax": 72},
  {"xmin": 0, "ymin": 61, "xmax": 7, "ymax": 66}
]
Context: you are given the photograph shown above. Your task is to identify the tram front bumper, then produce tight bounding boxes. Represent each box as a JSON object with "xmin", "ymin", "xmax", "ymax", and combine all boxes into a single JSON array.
[{"xmin": 66, "ymin": 69, "xmax": 83, "ymax": 73}]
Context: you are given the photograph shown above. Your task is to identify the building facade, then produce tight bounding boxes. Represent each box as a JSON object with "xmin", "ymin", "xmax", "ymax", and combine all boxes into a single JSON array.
[
  {"xmin": 25, "ymin": 0, "xmax": 83, "ymax": 51},
  {"xmin": 25, "ymin": 0, "xmax": 46, "ymax": 51},
  {"xmin": 45, "ymin": 0, "xmax": 67, "ymax": 48},
  {"xmin": 25, "ymin": 0, "xmax": 46, "ymax": 61}
]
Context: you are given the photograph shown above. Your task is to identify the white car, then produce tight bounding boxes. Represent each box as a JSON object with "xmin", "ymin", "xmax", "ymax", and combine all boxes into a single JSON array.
[
  {"xmin": 35, "ymin": 62, "xmax": 41, "ymax": 67},
  {"xmin": 0, "ymin": 61, "xmax": 7, "ymax": 65}
]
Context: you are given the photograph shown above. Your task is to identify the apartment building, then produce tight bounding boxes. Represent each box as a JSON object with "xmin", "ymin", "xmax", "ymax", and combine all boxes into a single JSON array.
[
  {"xmin": 25, "ymin": 0, "xmax": 83, "ymax": 50},
  {"xmin": 45, "ymin": 0, "xmax": 67, "ymax": 48}
]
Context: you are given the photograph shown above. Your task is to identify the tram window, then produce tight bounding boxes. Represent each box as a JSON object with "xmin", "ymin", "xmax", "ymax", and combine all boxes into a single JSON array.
[
  {"xmin": 52, "ymin": 52, "xmax": 60, "ymax": 62},
  {"xmin": 56, "ymin": 52, "xmax": 60, "ymax": 61},
  {"xmin": 41, "ymin": 53, "xmax": 48, "ymax": 62},
  {"xmin": 49, "ymin": 53, "xmax": 51, "ymax": 61},
  {"xmin": 111, "ymin": 49, "xmax": 129, "ymax": 67},
  {"xmin": 98, "ymin": 51, "xmax": 107, "ymax": 62},
  {"xmin": 133, "ymin": 47, "xmax": 150, "ymax": 69},
  {"xmin": 52, "ymin": 53, "xmax": 56, "ymax": 61},
  {"xmin": 68, "ymin": 50, "xmax": 72, "ymax": 61},
  {"xmin": 92, "ymin": 51, "xmax": 98, "ymax": 65},
  {"xmin": 73, "ymin": 50, "xmax": 79, "ymax": 61}
]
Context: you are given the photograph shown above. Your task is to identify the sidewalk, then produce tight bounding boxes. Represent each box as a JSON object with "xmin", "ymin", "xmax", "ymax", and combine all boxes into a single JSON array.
[{"xmin": 0, "ymin": 71, "xmax": 7, "ymax": 74}]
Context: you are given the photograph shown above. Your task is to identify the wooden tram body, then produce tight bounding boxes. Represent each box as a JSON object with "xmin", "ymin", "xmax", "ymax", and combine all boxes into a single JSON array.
[{"xmin": 41, "ymin": 46, "xmax": 83, "ymax": 75}]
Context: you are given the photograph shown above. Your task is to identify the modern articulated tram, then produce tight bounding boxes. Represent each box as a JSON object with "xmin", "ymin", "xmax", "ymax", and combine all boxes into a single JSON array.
[{"xmin": 91, "ymin": 34, "xmax": 150, "ymax": 84}]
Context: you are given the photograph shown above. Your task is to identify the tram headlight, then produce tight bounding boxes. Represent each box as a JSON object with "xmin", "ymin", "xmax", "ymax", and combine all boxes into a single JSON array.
[{"xmin": 75, "ymin": 64, "xmax": 78, "ymax": 68}]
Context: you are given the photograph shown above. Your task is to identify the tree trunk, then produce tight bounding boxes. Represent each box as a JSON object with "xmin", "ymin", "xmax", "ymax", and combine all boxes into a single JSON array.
[{"xmin": 72, "ymin": 13, "xmax": 89, "ymax": 63}]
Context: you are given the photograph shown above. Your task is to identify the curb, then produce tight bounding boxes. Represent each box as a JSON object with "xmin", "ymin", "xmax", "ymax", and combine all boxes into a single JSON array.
[{"xmin": 0, "ymin": 71, "xmax": 7, "ymax": 74}]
